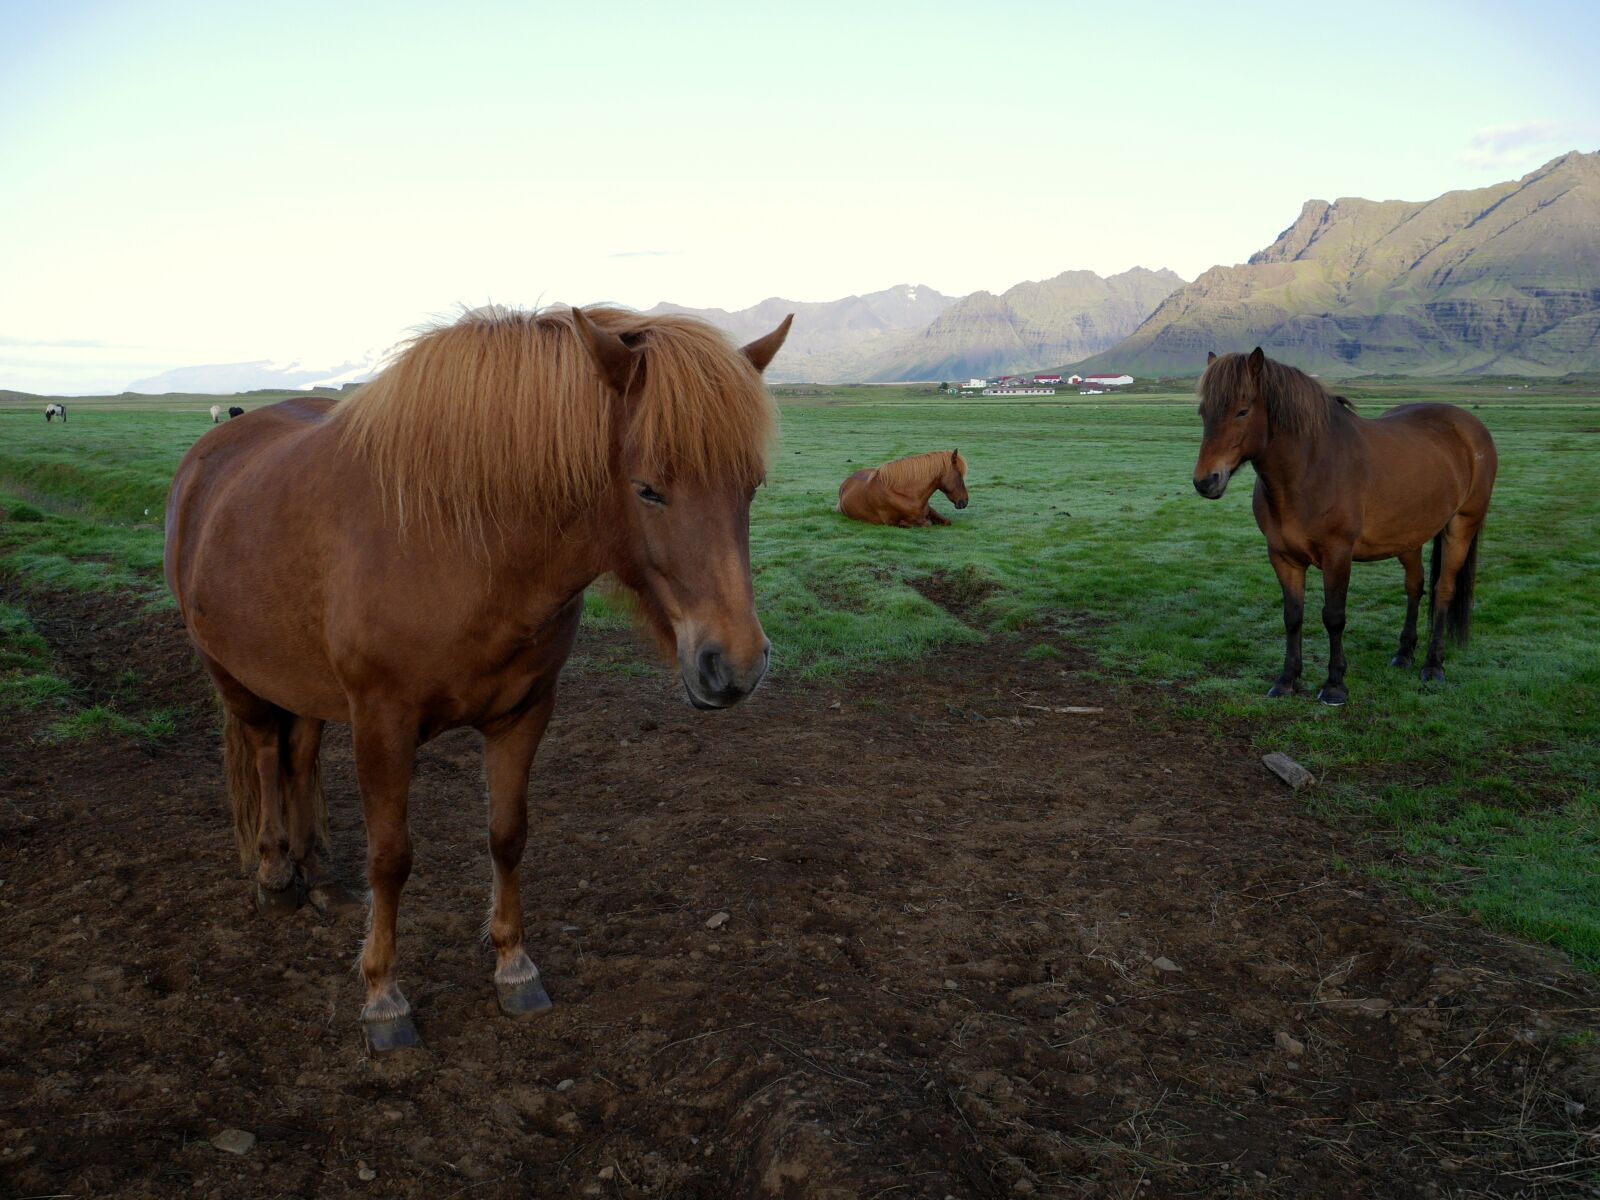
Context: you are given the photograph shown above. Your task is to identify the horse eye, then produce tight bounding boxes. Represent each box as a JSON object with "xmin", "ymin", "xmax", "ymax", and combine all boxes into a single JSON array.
[
  {"xmin": 1236, "ymin": 408, "xmax": 1249, "ymax": 419},
  {"xmin": 634, "ymin": 483, "xmax": 667, "ymax": 506}
]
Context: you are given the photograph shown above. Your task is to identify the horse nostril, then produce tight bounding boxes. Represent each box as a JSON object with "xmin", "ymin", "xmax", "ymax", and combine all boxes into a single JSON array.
[{"xmin": 696, "ymin": 644, "xmax": 730, "ymax": 693}]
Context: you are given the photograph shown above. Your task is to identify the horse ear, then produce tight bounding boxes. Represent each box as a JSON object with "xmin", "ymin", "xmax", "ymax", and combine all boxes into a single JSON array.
[
  {"xmin": 1247, "ymin": 346, "xmax": 1265, "ymax": 376},
  {"xmin": 952, "ymin": 448, "xmax": 959, "ymax": 462},
  {"xmin": 571, "ymin": 306, "xmax": 641, "ymax": 396},
  {"xmin": 742, "ymin": 314, "xmax": 794, "ymax": 374},
  {"xmin": 1207, "ymin": 351, "xmax": 1217, "ymax": 365}
]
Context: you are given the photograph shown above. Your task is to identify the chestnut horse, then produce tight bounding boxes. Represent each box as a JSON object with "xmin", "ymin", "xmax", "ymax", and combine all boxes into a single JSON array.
[
  {"xmin": 164, "ymin": 305, "xmax": 792, "ymax": 1050},
  {"xmin": 836, "ymin": 449, "xmax": 968, "ymax": 526},
  {"xmin": 1193, "ymin": 348, "xmax": 1497, "ymax": 705}
]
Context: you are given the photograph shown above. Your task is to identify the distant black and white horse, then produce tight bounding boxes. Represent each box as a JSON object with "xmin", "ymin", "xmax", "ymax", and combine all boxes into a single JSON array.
[
  {"xmin": 44, "ymin": 403, "xmax": 66, "ymax": 423},
  {"xmin": 209, "ymin": 404, "xmax": 223, "ymax": 423},
  {"xmin": 228, "ymin": 406, "xmax": 245, "ymax": 419}
]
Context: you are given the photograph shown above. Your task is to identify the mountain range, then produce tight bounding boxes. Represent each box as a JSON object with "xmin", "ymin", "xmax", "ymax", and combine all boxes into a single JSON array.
[
  {"xmin": 121, "ymin": 271, "xmax": 1184, "ymax": 393},
  {"xmin": 1075, "ymin": 151, "xmax": 1600, "ymax": 377}
]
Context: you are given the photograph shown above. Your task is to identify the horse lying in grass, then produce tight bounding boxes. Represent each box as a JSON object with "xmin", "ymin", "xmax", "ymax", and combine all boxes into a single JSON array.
[
  {"xmin": 1193, "ymin": 347, "xmax": 1497, "ymax": 705},
  {"xmin": 837, "ymin": 449, "xmax": 968, "ymax": 526},
  {"xmin": 165, "ymin": 304, "xmax": 792, "ymax": 1050}
]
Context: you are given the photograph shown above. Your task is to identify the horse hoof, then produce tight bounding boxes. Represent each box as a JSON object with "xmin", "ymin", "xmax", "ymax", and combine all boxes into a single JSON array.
[
  {"xmin": 1420, "ymin": 666, "xmax": 1446, "ymax": 684},
  {"xmin": 254, "ymin": 880, "xmax": 303, "ymax": 919},
  {"xmin": 364, "ymin": 1015, "xmax": 422, "ymax": 1053},
  {"xmin": 1316, "ymin": 687, "xmax": 1347, "ymax": 707},
  {"xmin": 497, "ymin": 976, "xmax": 553, "ymax": 1018},
  {"xmin": 308, "ymin": 881, "xmax": 364, "ymax": 918},
  {"xmin": 1266, "ymin": 682, "xmax": 1295, "ymax": 699},
  {"xmin": 1389, "ymin": 653, "xmax": 1412, "ymax": 668}
]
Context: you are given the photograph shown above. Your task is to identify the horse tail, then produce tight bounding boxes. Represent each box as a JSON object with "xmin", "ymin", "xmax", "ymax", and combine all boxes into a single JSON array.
[
  {"xmin": 1447, "ymin": 528, "xmax": 1481, "ymax": 647},
  {"xmin": 1429, "ymin": 527, "xmax": 1481, "ymax": 648},
  {"xmin": 222, "ymin": 707, "xmax": 262, "ymax": 869}
]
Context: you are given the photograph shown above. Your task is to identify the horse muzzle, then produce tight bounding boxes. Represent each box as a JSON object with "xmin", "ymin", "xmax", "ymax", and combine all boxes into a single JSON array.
[
  {"xmin": 1193, "ymin": 469, "xmax": 1231, "ymax": 500},
  {"xmin": 954, "ymin": 498, "xmax": 969, "ymax": 510},
  {"xmin": 681, "ymin": 640, "xmax": 770, "ymax": 709}
]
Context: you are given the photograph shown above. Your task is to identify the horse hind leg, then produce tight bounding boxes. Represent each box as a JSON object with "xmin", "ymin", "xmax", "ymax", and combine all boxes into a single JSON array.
[
  {"xmin": 281, "ymin": 717, "xmax": 362, "ymax": 917},
  {"xmin": 222, "ymin": 704, "xmax": 304, "ymax": 917},
  {"xmin": 1390, "ymin": 547, "xmax": 1424, "ymax": 667}
]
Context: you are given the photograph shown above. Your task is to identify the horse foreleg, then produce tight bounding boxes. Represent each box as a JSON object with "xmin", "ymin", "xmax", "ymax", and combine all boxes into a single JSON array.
[
  {"xmin": 483, "ymin": 691, "xmax": 558, "ymax": 1018},
  {"xmin": 1267, "ymin": 551, "xmax": 1305, "ymax": 698},
  {"xmin": 1317, "ymin": 549, "xmax": 1353, "ymax": 706},
  {"xmin": 351, "ymin": 710, "xmax": 420, "ymax": 1050},
  {"xmin": 926, "ymin": 507, "xmax": 951, "ymax": 526},
  {"xmin": 1391, "ymin": 547, "xmax": 1423, "ymax": 667}
]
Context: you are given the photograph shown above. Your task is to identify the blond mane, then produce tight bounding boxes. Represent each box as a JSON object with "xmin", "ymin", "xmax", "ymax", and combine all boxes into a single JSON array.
[
  {"xmin": 875, "ymin": 449, "xmax": 966, "ymax": 489},
  {"xmin": 334, "ymin": 306, "xmax": 775, "ymax": 542}
]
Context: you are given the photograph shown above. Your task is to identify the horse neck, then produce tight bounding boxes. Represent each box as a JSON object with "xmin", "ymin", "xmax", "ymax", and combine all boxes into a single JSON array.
[
  {"xmin": 899, "ymin": 461, "xmax": 943, "ymax": 503},
  {"xmin": 1252, "ymin": 408, "xmax": 1352, "ymax": 508},
  {"xmin": 488, "ymin": 504, "xmax": 619, "ymax": 604}
]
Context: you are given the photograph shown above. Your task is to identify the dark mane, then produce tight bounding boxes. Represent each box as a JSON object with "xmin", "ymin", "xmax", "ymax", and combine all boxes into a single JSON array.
[{"xmin": 1198, "ymin": 352, "xmax": 1354, "ymax": 439}]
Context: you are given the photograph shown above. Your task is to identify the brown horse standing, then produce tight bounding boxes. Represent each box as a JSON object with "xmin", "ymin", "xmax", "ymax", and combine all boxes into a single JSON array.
[
  {"xmin": 836, "ymin": 449, "xmax": 968, "ymax": 526},
  {"xmin": 1193, "ymin": 348, "xmax": 1497, "ymax": 705},
  {"xmin": 164, "ymin": 305, "xmax": 792, "ymax": 1049}
]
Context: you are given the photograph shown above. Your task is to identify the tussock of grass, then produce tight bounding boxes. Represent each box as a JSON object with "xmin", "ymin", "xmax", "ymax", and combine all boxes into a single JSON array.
[{"xmin": 47, "ymin": 704, "xmax": 177, "ymax": 746}]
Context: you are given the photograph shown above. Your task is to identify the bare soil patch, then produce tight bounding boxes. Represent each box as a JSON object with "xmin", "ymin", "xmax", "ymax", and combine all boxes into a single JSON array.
[{"xmin": 2, "ymin": 584, "xmax": 1597, "ymax": 1198}]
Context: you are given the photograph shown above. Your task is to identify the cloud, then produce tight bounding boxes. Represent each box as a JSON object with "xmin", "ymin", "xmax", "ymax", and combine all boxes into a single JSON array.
[
  {"xmin": 604, "ymin": 250, "xmax": 680, "ymax": 259},
  {"xmin": 1460, "ymin": 120, "xmax": 1561, "ymax": 168}
]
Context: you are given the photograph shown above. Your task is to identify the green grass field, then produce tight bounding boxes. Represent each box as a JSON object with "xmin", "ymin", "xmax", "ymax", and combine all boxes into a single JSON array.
[{"xmin": 3, "ymin": 383, "xmax": 1598, "ymax": 968}]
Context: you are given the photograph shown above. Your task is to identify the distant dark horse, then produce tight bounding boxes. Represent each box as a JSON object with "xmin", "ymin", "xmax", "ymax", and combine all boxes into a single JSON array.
[
  {"xmin": 228, "ymin": 406, "xmax": 245, "ymax": 419},
  {"xmin": 1193, "ymin": 348, "xmax": 1497, "ymax": 705},
  {"xmin": 44, "ymin": 403, "xmax": 66, "ymax": 422}
]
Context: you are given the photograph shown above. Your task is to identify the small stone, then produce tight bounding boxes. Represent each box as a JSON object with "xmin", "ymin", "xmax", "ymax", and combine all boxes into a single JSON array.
[
  {"xmin": 1275, "ymin": 1031, "xmax": 1305, "ymax": 1057},
  {"xmin": 1564, "ymin": 1099, "xmax": 1585, "ymax": 1118},
  {"xmin": 577, "ymin": 879, "xmax": 589, "ymax": 890},
  {"xmin": 828, "ymin": 701, "xmax": 841, "ymax": 710},
  {"xmin": 1152, "ymin": 957, "xmax": 1181, "ymax": 973},
  {"xmin": 942, "ymin": 979, "xmax": 959, "ymax": 991},
  {"xmin": 357, "ymin": 1163, "xmax": 377, "ymax": 1182},
  {"xmin": 211, "ymin": 1128, "xmax": 255, "ymax": 1155},
  {"xmin": 1013, "ymin": 1180, "xmax": 1036, "ymax": 1194},
  {"xmin": 1262, "ymin": 752, "xmax": 1315, "ymax": 790},
  {"xmin": 556, "ymin": 1078, "xmax": 575, "ymax": 1092},
  {"xmin": 598, "ymin": 1165, "xmax": 616, "ymax": 1180},
  {"xmin": 705, "ymin": 911, "xmax": 730, "ymax": 929}
]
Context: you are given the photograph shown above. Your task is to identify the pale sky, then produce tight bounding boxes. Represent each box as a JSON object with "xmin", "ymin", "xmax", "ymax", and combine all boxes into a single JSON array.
[{"xmin": 3, "ymin": 0, "xmax": 1597, "ymax": 393}]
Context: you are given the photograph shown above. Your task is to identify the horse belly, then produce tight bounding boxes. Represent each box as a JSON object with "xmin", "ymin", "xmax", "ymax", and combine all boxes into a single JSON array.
[{"xmin": 1351, "ymin": 432, "xmax": 1471, "ymax": 560}]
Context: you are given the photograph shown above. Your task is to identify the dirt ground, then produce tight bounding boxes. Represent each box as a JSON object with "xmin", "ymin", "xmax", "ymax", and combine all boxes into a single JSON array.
[{"xmin": 2, "ymin": 583, "xmax": 1597, "ymax": 1199}]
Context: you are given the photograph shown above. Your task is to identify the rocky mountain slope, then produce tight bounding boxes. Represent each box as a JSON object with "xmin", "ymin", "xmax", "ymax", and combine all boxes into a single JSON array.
[
  {"xmin": 1076, "ymin": 151, "xmax": 1600, "ymax": 377},
  {"xmin": 846, "ymin": 267, "xmax": 1184, "ymax": 381}
]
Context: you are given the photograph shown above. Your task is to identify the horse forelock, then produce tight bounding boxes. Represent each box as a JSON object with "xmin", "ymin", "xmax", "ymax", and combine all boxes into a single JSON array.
[
  {"xmin": 333, "ymin": 305, "xmax": 775, "ymax": 543},
  {"xmin": 1198, "ymin": 352, "xmax": 1341, "ymax": 440}
]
